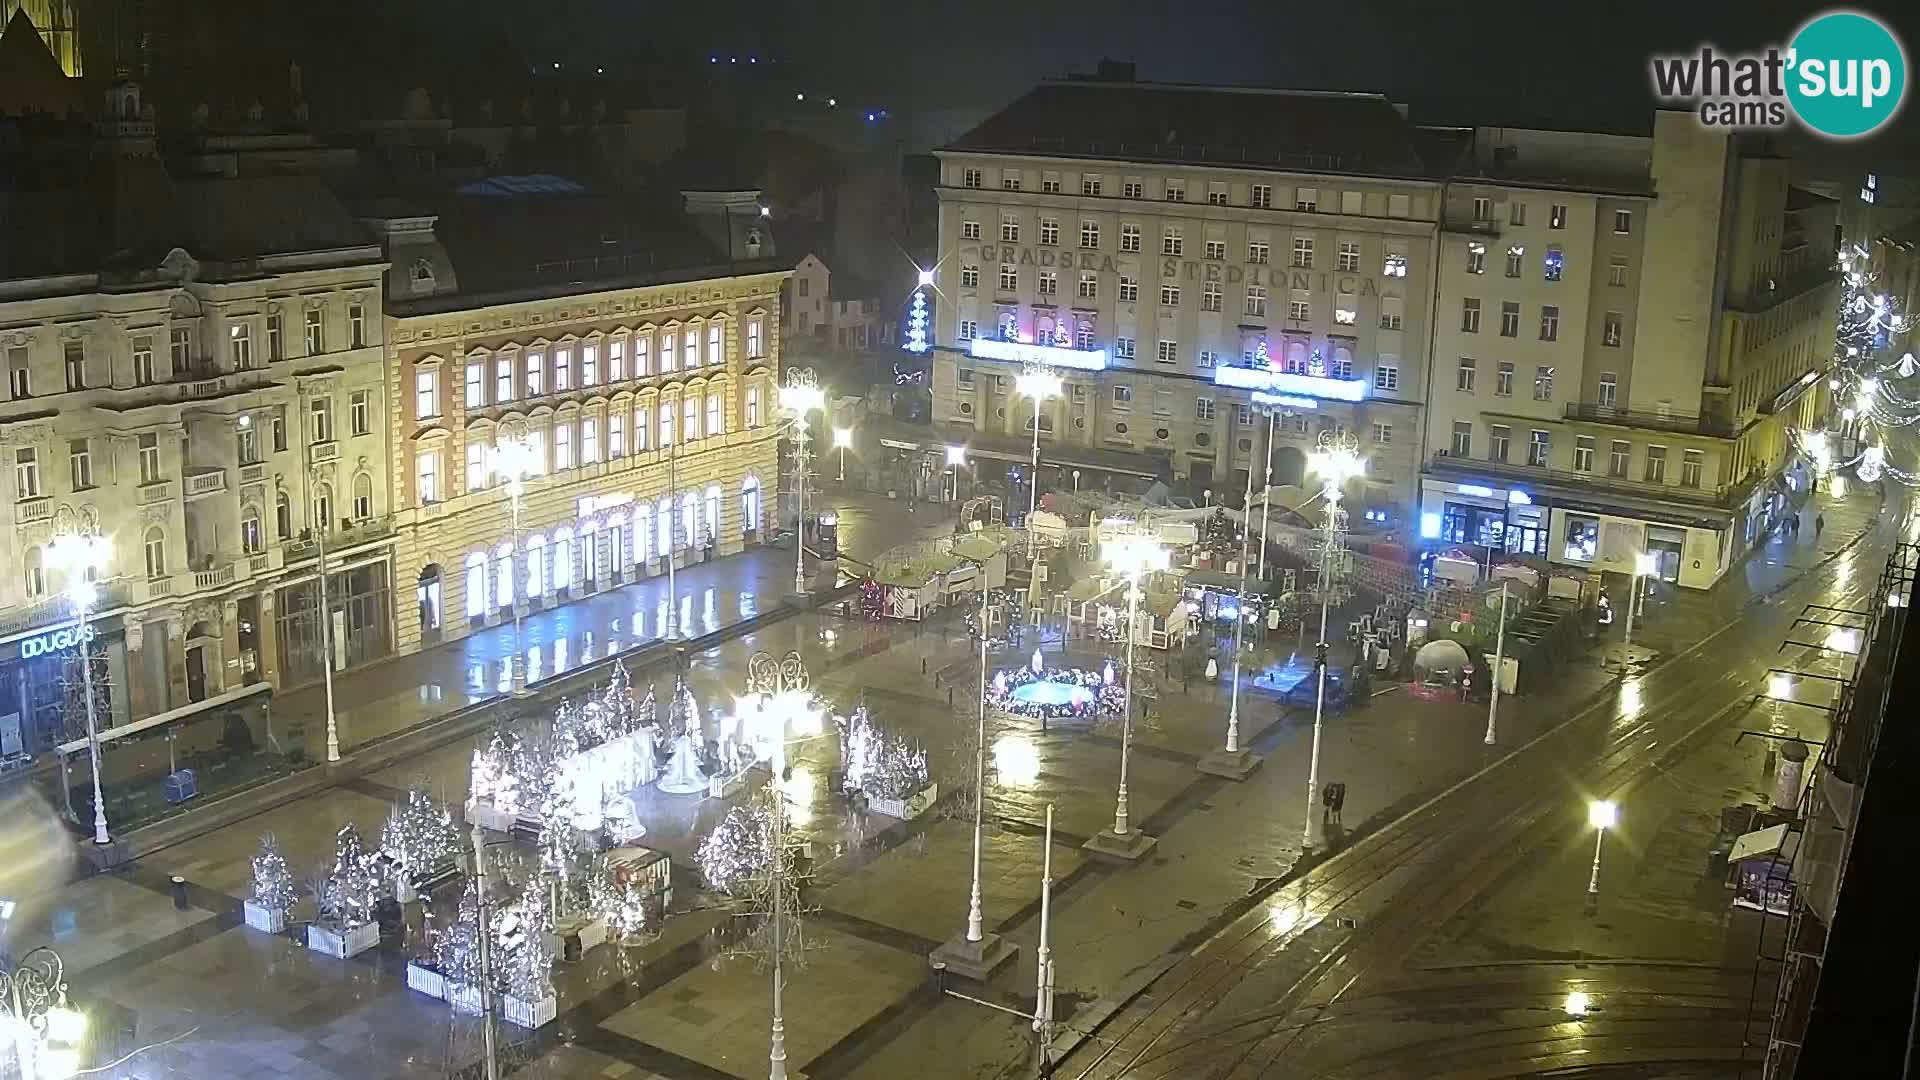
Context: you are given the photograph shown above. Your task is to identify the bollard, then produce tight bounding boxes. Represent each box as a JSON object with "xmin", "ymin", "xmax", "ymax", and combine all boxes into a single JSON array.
[
  {"xmin": 923, "ymin": 657, "xmax": 929, "ymax": 675},
  {"xmin": 171, "ymin": 875, "xmax": 189, "ymax": 910},
  {"xmin": 947, "ymin": 687, "xmax": 954, "ymax": 707},
  {"xmin": 930, "ymin": 960, "xmax": 949, "ymax": 999}
]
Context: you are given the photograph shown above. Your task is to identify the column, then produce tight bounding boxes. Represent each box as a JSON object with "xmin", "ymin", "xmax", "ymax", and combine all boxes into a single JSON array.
[
  {"xmin": 257, "ymin": 589, "xmax": 284, "ymax": 688},
  {"xmin": 218, "ymin": 598, "xmax": 242, "ymax": 696},
  {"xmin": 124, "ymin": 620, "xmax": 152, "ymax": 721}
]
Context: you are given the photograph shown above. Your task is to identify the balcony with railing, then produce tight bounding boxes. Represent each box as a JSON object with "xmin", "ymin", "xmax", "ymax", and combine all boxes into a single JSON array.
[
  {"xmin": 137, "ymin": 480, "xmax": 174, "ymax": 505},
  {"xmin": 1563, "ymin": 402, "xmax": 1737, "ymax": 438},
  {"xmin": 282, "ymin": 515, "xmax": 396, "ymax": 563},
  {"xmin": 184, "ymin": 467, "xmax": 228, "ymax": 499},
  {"xmin": 15, "ymin": 495, "xmax": 51, "ymax": 524},
  {"xmin": 0, "ymin": 579, "xmax": 135, "ymax": 637}
]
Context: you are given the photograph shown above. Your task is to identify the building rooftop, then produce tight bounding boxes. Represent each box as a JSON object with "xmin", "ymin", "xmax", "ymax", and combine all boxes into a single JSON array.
[{"xmin": 942, "ymin": 80, "xmax": 1434, "ymax": 179}]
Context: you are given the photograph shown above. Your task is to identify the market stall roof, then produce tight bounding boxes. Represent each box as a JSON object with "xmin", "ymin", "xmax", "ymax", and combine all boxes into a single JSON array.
[
  {"xmin": 1729, "ymin": 823, "xmax": 1802, "ymax": 865},
  {"xmin": 1413, "ymin": 640, "xmax": 1470, "ymax": 671},
  {"xmin": 1183, "ymin": 568, "xmax": 1278, "ymax": 596},
  {"xmin": 869, "ymin": 528, "xmax": 1016, "ymax": 586}
]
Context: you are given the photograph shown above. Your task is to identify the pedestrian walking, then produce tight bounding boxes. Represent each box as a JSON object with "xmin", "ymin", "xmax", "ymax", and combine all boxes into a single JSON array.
[
  {"xmin": 1816, "ymin": 513, "xmax": 1826, "ymax": 535},
  {"xmin": 1322, "ymin": 781, "xmax": 1338, "ymax": 824},
  {"xmin": 1330, "ymin": 782, "xmax": 1346, "ymax": 825}
]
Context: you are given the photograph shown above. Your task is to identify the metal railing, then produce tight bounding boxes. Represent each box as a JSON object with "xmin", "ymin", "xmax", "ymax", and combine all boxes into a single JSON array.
[{"xmin": 1563, "ymin": 402, "xmax": 1737, "ymax": 438}]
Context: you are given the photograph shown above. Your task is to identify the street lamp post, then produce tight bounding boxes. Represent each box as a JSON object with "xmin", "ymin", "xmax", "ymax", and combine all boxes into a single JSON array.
[
  {"xmin": 944, "ymin": 444, "xmax": 967, "ymax": 506},
  {"xmin": 832, "ymin": 426, "xmax": 853, "ymax": 483},
  {"xmin": 1620, "ymin": 551, "xmax": 1657, "ymax": 666},
  {"xmin": 45, "ymin": 531, "xmax": 112, "ymax": 846},
  {"xmin": 488, "ymin": 426, "xmax": 541, "ymax": 696},
  {"xmin": 1085, "ymin": 522, "xmax": 1169, "ymax": 862},
  {"xmin": 0, "ymin": 946, "xmax": 88, "ymax": 1080},
  {"xmin": 1253, "ymin": 408, "xmax": 1285, "ymax": 582},
  {"xmin": 297, "ymin": 383, "xmax": 342, "ymax": 763},
  {"xmin": 1014, "ymin": 365, "xmax": 1063, "ymax": 558},
  {"xmin": 1586, "ymin": 799, "xmax": 1618, "ymax": 902},
  {"xmin": 1304, "ymin": 432, "xmax": 1364, "ymax": 852},
  {"xmin": 1198, "ymin": 436, "xmax": 1263, "ymax": 780},
  {"xmin": 1483, "ymin": 581, "xmax": 1509, "ymax": 745},
  {"xmin": 780, "ymin": 369, "xmax": 826, "ymax": 598}
]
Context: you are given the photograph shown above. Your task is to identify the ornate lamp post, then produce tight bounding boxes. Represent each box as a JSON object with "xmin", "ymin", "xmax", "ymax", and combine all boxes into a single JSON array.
[
  {"xmin": 1198, "ymin": 424, "xmax": 1263, "ymax": 781},
  {"xmin": 780, "ymin": 369, "xmax": 826, "ymax": 597},
  {"xmin": 44, "ymin": 524, "xmax": 112, "ymax": 846},
  {"xmin": 488, "ymin": 423, "xmax": 542, "ymax": 696},
  {"xmin": 1014, "ymin": 364, "xmax": 1063, "ymax": 557},
  {"xmin": 1085, "ymin": 521, "xmax": 1168, "ymax": 863},
  {"xmin": 1304, "ymin": 432, "xmax": 1363, "ymax": 852},
  {"xmin": 1, "ymin": 947, "xmax": 87, "ymax": 1080}
]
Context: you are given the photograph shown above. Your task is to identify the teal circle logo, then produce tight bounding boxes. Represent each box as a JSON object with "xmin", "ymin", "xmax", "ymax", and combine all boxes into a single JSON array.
[{"xmin": 1787, "ymin": 11, "xmax": 1907, "ymax": 138}]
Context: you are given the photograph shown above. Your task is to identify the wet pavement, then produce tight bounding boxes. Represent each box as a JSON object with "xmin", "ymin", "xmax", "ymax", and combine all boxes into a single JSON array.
[{"xmin": 0, "ymin": 482, "xmax": 1897, "ymax": 1080}]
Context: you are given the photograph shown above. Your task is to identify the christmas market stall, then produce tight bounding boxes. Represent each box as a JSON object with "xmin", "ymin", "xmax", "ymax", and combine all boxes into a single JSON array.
[{"xmin": 861, "ymin": 531, "xmax": 1013, "ymax": 621}]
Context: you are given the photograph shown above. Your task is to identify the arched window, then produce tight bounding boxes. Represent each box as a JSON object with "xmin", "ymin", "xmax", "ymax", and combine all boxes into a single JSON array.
[
  {"xmin": 143, "ymin": 527, "xmax": 167, "ymax": 578},
  {"xmin": 275, "ymin": 491, "xmax": 292, "ymax": 539},
  {"xmin": 465, "ymin": 551, "xmax": 488, "ymax": 617},
  {"xmin": 633, "ymin": 505, "xmax": 652, "ymax": 563},
  {"xmin": 410, "ymin": 258, "xmax": 436, "ymax": 291},
  {"xmin": 494, "ymin": 543, "xmax": 513, "ymax": 609},
  {"xmin": 312, "ymin": 481, "xmax": 334, "ymax": 534},
  {"xmin": 741, "ymin": 474, "xmax": 762, "ymax": 536},
  {"xmin": 23, "ymin": 546, "xmax": 46, "ymax": 599},
  {"xmin": 553, "ymin": 526, "xmax": 575, "ymax": 589},
  {"xmin": 1285, "ymin": 340, "xmax": 1308, "ymax": 374},
  {"xmin": 352, "ymin": 472, "xmax": 374, "ymax": 520},
  {"xmin": 526, "ymin": 533, "xmax": 546, "ymax": 596},
  {"xmin": 241, "ymin": 506, "xmax": 263, "ymax": 553},
  {"xmin": 704, "ymin": 484, "xmax": 722, "ymax": 544}
]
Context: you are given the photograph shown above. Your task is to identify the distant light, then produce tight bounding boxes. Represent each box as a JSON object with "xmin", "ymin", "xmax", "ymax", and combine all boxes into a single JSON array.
[
  {"xmin": 1587, "ymin": 800, "xmax": 1617, "ymax": 830},
  {"xmin": 596, "ymin": 67, "xmax": 604, "ymax": 75},
  {"xmin": 828, "ymin": 97, "xmax": 837, "ymax": 107},
  {"xmin": 796, "ymin": 93, "xmax": 805, "ymax": 101},
  {"xmin": 1824, "ymin": 627, "xmax": 1861, "ymax": 655},
  {"xmin": 759, "ymin": 205, "xmax": 771, "ymax": 218},
  {"xmin": 1768, "ymin": 672, "xmax": 1793, "ymax": 700},
  {"xmin": 1458, "ymin": 484, "xmax": 1496, "ymax": 498},
  {"xmin": 917, "ymin": 268, "xmax": 935, "ymax": 287},
  {"xmin": 749, "ymin": 56, "xmax": 758, "ymax": 64},
  {"xmin": 1634, "ymin": 552, "xmax": 1658, "ymax": 576},
  {"xmin": 1420, "ymin": 512, "xmax": 1441, "ymax": 539},
  {"xmin": 946, "ymin": 445, "xmax": 968, "ymax": 466},
  {"xmin": 1508, "ymin": 489, "xmax": 1532, "ymax": 505},
  {"xmin": 553, "ymin": 61, "xmax": 560, "ymax": 70},
  {"xmin": 710, "ymin": 56, "xmax": 719, "ymax": 63},
  {"xmin": 1564, "ymin": 991, "xmax": 1591, "ymax": 1018},
  {"xmin": 237, "ymin": 414, "xmax": 251, "ymax": 428},
  {"xmin": 866, "ymin": 112, "xmax": 876, "ymax": 121}
]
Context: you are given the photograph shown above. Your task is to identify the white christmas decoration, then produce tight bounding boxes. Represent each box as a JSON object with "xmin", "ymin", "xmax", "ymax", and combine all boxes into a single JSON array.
[
  {"xmin": 251, "ymin": 833, "xmax": 295, "ymax": 915},
  {"xmin": 838, "ymin": 707, "xmax": 930, "ymax": 800},
  {"xmin": 696, "ymin": 802, "xmax": 774, "ymax": 896},
  {"xmin": 382, "ymin": 786, "xmax": 461, "ymax": 883},
  {"xmin": 903, "ymin": 288, "xmax": 930, "ymax": 354},
  {"xmin": 320, "ymin": 824, "xmax": 385, "ymax": 928}
]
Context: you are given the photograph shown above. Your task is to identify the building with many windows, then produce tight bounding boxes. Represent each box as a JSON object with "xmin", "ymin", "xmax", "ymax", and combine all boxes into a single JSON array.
[
  {"xmin": 0, "ymin": 80, "xmax": 393, "ymax": 762},
  {"xmin": 368, "ymin": 180, "xmax": 789, "ymax": 660},
  {"xmin": 1418, "ymin": 114, "xmax": 1837, "ymax": 590},
  {"xmin": 927, "ymin": 76, "xmax": 1439, "ymax": 517}
]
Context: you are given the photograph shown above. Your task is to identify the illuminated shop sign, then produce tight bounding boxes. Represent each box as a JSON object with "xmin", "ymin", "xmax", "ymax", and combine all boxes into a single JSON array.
[
  {"xmin": 1250, "ymin": 392, "xmax": 1318, "ymax": 410},
  {"xmin": 1212, "ymin": 365, "xmax": 1370, "ymax": 402},
  {"xmin": 968, "ymin": 338, "xmax": 1109, "ymax": 371},
  {"xmin": 18, "ymin": 623, "xmax": 96, "ymax": 660}
]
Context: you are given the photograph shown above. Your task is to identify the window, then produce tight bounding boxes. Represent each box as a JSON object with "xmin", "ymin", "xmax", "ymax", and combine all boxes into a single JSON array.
[
  {"xmin": 707, "ymin": 393, "xmax": 724, "ymax": 437},
  {"xmin": 1077, "ymin": 272, "xmax": 1097, "ymax": 299},
  {"xmin": 1076, "ymin": 322, "xmax": 1095, "ymax": 350},
  {"xmin": 1457, "ymin": 357, "xmax": 1477, "ymax": 392},
  {"xmin": 272, "ymin": 406, "xmax": 287, "ymax": 452},
  {"xmin": 1461, "ymin": 298, "xmax": 1481, "ymax": 333},
  {"xmin": 1207, "ymin": 183, "xmax": 1228, "ymax": 206},
  {"xmin": 14, "ymin": 448, "xmax": 39, "ymax": 497},
  {"xmin": 1682, "ymin": 449, "xmax": 1704, "ymax": 487},
  {"xmin": 1608, "ymin": 440, "xmax": 1630, "ymax": 478},
  {"xmin": 1201, "ymin": 282, "xmax": 1222, "ymax": 311},
  {"xmin": 1598, "ymin": 371, "xmax": 1618, "ymax": 406},
  {"xmin": 465, "ymin": 360, "xmax": 485, "ymax": 407},
  {"xmin": 1039, "ymin": 271, "xmax": 1058, "ymax": 296},
  {"xmin": 1001, "ymin": 217, "xmax": 1019, "ymax": 242},
  {"xmin": 1040, "ymin": 218, "xmax": 1059, "ymax": 245},
  {"xmin": 635, "ymin": 405, "xmax": 653, "ymax": 450},
  {"xmin": 61, "ymin": 341, "xmax": 84, "ymax": 390},
  {"xmin": 1116, "ymin": 336, "xmax": 1135, "ymax": 359},
  {"xmin": 1603, "ymin": 312, "xmax": 1623, "ymax": 347},
  {"xmin": 309, "ymin": 396, "xmax": 333, "ymax": 443},
  {"xmin": 266, "ymin": 314, "xmax": 284, "ymax": 361},
  {"xmin": 1372, "ymin": 422, "xmax": 1393, "ymax": 445},
  {"xmin": 1250, "ymin": 184, "xmax": 1273, "ymax": 208},
  {"xmin": 1505, "ymin": 245, "xmax": 1524, "ymax": 277},
  {"xmin": 1081, "ymin": 221, "xmax": 1100, "ymax": 248},
  {"xmin": 1197, "ymin": 349, "xmax": 1220, "ymax": 369},
  {"xmin": 1489, "ymin": 425, "xmax": 1511, "ymax": 462},
  {"xmin": 304, "ymin": 308, "xmax": 324, "ymax": 354},
  {"xmin": 1543, "ymin": 247, "xmax": 1564, "ymax": 282},
  {"xmin": 1152, "ymin": 389, "xmax": 1173, "ymax": 416},
  {"xmin": 1196, "ymin": 397, "xmax": 1215, "ymax": 421},
  {"xmin": 683, "ymin": 396, "xmax": 699, "ymax": 441},
  {"xmin": 1160, "ymin": 284, "xmax": 1180, "ymax": 307},
  {"xmin": 1495, "ymin": 361, "xmax": 1514, "ymax": 397},
  {"xmin": 1465, "ymin": 242, "xmax": 1486, "ymax": 274},
  {"xmin": 144, "ymin": 528, "xmax": 166, "ymax": 579},
  {"xmin": 1121, "ymin": 224, "xmax": 1141, "ymax": 252},
  {"xmin": 352, "ymin": 473, "xmax": 373, "ymax": 519},
  {"xmin": 276, "ymin": 492, "xmax": 292, "ymax": 538},
  {"xmin": 582, "ymin": 417, "xmax": 600, "ymax": 463},
  {"xmin": 1539, "ymin": 305, "xmax": 1560, "ymax": 341},
  {"xmin": 1118, "ymin": 276, "xmax": 1138, "ymax": 302},
  {"xmin": 1288, "ymin": 293, "xmax": 1310, "ymax": 321},
  {"xmin": 962, "ymin": 168, "xmax": 982, "ymax": 189},
  {"xmin": 746, "ymin": 318, "xmax": 763, "ymax": 359},
  {"xmin": 1246, "ymin": 285, "xmax": 1268, "ymax": 317},
  {"xmin": 555, "ymin": 422, "xmax": 573, "ymax": 469},
  {"xmin": 222, "ymin": 322, "xmax": 253, "ymax": 371},
  {"xmin": 1042, "ymin": 175, "xmax": 1062, "ymax": 194},
  {"xmin": 1563, "ymin": 515, "xmax": 1598, "ymax": 561},
  {"xmin": 466, "ymin": 442, "xmax": 486, "ymax": 491},
  {"xmin": 1472, "ymin": 196, "xmax": 1492, "ymax": 222},
  {"xmin": 1383, "ymin": 247, "xmax": 1407, "ymax": 277},
  {"xmin": 1574, "ymin": 436, "xmax": 1595, "ymax": 472},
  {"xmin": 133, "ymin": 337, "xmax": 156, "ymax": 385},
  {"xmin": 582, "ymin": 344, "xmax": 599, "ymax": 385},
  {"xmin": 1528, "ymin": 429, "xmax": 1551, "ymax": 467},
  {"xmin": 1645, "ymin": 445, "xmax": 1667, "ymax": 482},
  {"xmin": 496, "ymin": 356, "xmax": 514, "ymax": 401},
  {"xmin": 242, "ymin": 507, "xmax": 263, "ymax": 554},
  {"xmin": 1162, "ymin": 227, "xmax": 1183, "ymax": 256},
  {"xmin": 1451, "ymin": 421, "xmax": 1472, "ymax": 456},
  {"xmin": 417, "ymin": 449, "xmax": 441, "ymax": 502},
  {"xmin": 1112, "ymin": 385, "xmax": 1133, "ymax": 406},
  {"xmin": 1081, "ymin": 176, "xmax": 1102, "ymax": 196},
  {"xmin": 1295, "ymin": 188, "xmax": 1318, "ymax": 212},
  {"xmin": 1534, "ymin": 365, "xmax": 1555, "ymax": 401},
  {"xmin": 1164, "ymin": 179, "xmax": 1185, "ymax": 202},
  {"xmin": 167, "ymin": 326, "xmax": 192, "ymax": 375},
  {"xmin": 609, "ymin": 412, "xmax": 625, "ymax": 458},
  {"xmin": 138, "ymin": 432, "xmax": 161, "ymax": 482},
  {"xmin": 689, "ymin": 329, "xmax": 705, "ymax": 371},
  {"xmin": 1204, "ymin": 239, "xmax": 1226, "ymax": 261},
  {"xmin": 526, "ymin": 351, "xmax": 546, "ymax": 395},
  {"xmin": 1155, "ymin": 340, "xmax": 1178, "ymax": 364},
  {"xmin": 1338, "ymin": 241, "xmax": 1360, "ymax": 272},
  {"xmin": 1613, "ymin": 209, "xmax": 1633, "ymax": 234},
  {"xmin": 1334, "ymin": 294, "xmax": 1357, "ymax": 325},
  {"xmin": 998, "ymin": 266, "xmax": 1018, "ymax": 291},
  {"xmin": 1500, "ymin": 301, "xmax": 1520, "ymax": 337},
  {"xmin": 1549, "ymin": 204, "xmax": 1567, "ymax": 229},
  {"xmin": 1340, "ymin": 190, "xmax": 1363, "ymax": 215},
  {"xmin": 1292, "ymin": 237, "xmax": 1314, "ymax": 268},
  {"xmin": 349, "ymin": 302, "xmax": 367, "ymax": 348},
  {"xmin": 415, "ymin": 368, "xmax": 440, "ymax": 418},
  {"xmin": 1374, "ymin": 362, "xmax": 1399, "ymax": 391},
  {"xmin": 962, "ymin": 220, "xmax": 981, "ymax": 240},
  {"xmin": 958, "ymin": 319, "xmax": 978, "ymax": 340},
  {"xmin": 1123, "ymin": 179, "xmax": 1143, "ymax": 199},
  {"xmin": 1608, "ymin": 257, "xmax": 1629, "ymax": 287},
  {"xmin": 1510, "ymin": 201, "xmax": 1528, "ymax": 226},
  {"xmin": 59, "ymin": 437, "xmax": 89, "ymax": 492},
  {"xmin": 1249, "ymin": 241, "xmax": 1270, "ymax": 265},
  {"xmin": 351, "ymin": 390, "xmax": 370, "ymax": 435},
  {"xmin": 1002, "ymin": 173, "xmax": 1021, "ymax": 191},
  {"xmin": 1234, "ymin": 403, "xmax": 1252, "ymax": 425},
  {"xmin": 658, "ymin": 401, "xmax": 676, "ymax": 447}
]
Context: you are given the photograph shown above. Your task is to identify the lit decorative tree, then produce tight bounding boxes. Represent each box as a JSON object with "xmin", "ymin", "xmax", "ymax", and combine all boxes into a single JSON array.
[
  {"xmin": 696, "ymin": 800, "xmax": 775, "ymax": 897},
  {"xmin": 251, "ymin": 833, "xmax": 295, "ymax": 917},
  {"xmin": 904, "ymin": 286, "xmax": 930, "ymax": 354},
  {"xmin": 320, "ymin": 824, "xmax": 384, "ymax": 928},
  {"xmin": 382, "ymin": 786, "xmax": 460, "ymax": 884}
]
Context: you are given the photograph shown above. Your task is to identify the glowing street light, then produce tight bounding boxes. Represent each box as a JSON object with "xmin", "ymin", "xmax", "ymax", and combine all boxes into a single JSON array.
[
  {"xmin": 944, "ymin": 444, "xmax": 968, "ymax": 503},
  {"xmin": 1621, "ymin": 551, "xmax": 1657, "ymax": 664},
  {"xmin": 1015, "ymin": 365, "xmax": 1063, "ymax": 557},
  {"xmin": 1087, "ymin": 522, "xmax": 1170, "ymax": 862},
  {"xmin": 489, "ymin": 426, "xmax": 542, "ymax": 696},
  {"xmin": 832, "ymin": 426, "xmax": 853, "ymax": 482},
  {"xmin": 1563, "ymin": 990, "xmax": 1591, "ymax": 1018},
  {"xmin": 1303, "ymin": 433, "xmax": 1364, "ymax": 851},
  {"xmin": 781, "ymin": 369, "xmax": 826, "ymax": 596},
  {"xmin": 45, "ymin": 530, "xmax": 112, "ymax": 845},
  {"xmin": 1, "ymin": 946, "xmax": 87, "ymax": 1080},
  {"xmin": 1586, "ymin": 799, "xmax": 1618, "ymax": 899}
]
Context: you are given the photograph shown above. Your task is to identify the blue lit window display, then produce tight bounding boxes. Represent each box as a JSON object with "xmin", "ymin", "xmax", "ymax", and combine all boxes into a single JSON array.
[
  {"xmin": 1440, "ymin": 502, "xmax": 1505, "ymax": 547},
  {"xmin": 1213, "ymin": 338, "xmax": 1370, "ymax": 402}
]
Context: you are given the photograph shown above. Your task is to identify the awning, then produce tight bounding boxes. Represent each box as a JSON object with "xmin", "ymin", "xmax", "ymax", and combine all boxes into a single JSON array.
[{"xmin": 1729, "ymin": 822, "xmax": 1800, "ymax": 864}]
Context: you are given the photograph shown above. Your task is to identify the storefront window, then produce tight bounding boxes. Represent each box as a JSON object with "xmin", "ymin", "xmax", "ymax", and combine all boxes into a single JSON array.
[
  {"xmin": 1441, "ymin": 502, "xmax": 1505, "ymax": 548},
  {"xmin": 1563, "ymin": 516, "xmax": 1599, "ymax": 562}
]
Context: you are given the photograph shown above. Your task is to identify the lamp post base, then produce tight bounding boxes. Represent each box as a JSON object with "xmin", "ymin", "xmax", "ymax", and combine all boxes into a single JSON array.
[
  {"xmin": 928, "ymin": 930, "xmax": 1019, "ymax": 982},
  {"xmin": 1603, "ymin": 643, "xmax": 1655, "ymax": 673},
  {"xmin": 1196, "ymin": 748, "xmax": 1264, "ymax": 781},
  {"xmin": 1083, "ymin": 828, "xmax": 1158, "ymax": 864}
]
